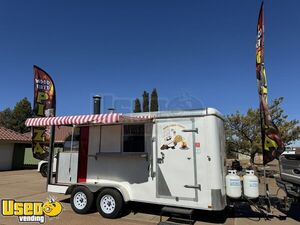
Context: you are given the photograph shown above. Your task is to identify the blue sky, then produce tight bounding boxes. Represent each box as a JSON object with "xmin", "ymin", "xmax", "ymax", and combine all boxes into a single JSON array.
[{"xmin": 0, "ymin": 0, "xmax": 299, "ymax": 122}]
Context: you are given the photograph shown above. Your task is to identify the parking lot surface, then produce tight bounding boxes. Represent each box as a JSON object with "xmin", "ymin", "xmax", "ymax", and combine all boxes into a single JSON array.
[{"xmin": 0, "ymin": 170, "xmax": 299, "ymax": 225}]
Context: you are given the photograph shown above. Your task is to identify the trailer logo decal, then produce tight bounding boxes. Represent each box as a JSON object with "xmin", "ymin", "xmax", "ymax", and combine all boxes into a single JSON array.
[
  {"xmin": 160, "ymin": 124, "xmax": 190, "ymax": 150},
  {"xmin": 1, "ymin": 196, "xmax": 63, "ymax": 224}
]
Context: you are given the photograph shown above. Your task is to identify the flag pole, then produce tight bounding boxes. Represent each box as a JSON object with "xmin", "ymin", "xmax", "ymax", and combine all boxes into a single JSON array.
[
  {"xmin": 259, "ymin": 102, "xmax": 271, "ymax": 212},
  {"xmin": 255, "ymin": 1, "xmax": 271, "ymax": 211},
  {"xmin": 47, "ymin": 125, "xmax": 55, "ymax": 185},
  {"xmin": 258, "ymin": 69, "xmax": 271, "ymax": 213},
  {"xmin": 259, "ymin": 108, "xmax": 266, "ymax": 193}
]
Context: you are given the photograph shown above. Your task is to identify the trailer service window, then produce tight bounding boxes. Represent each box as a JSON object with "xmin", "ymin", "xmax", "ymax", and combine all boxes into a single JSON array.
[{"xmin": 123, "ymin": 124, "xmax": 145, "ymax": 153}]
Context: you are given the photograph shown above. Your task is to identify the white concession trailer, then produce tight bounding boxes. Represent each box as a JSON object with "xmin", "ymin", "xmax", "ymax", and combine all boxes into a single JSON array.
[{"xmin": 26, "ymin": 108, "xmax": 227, "ymax": 218}]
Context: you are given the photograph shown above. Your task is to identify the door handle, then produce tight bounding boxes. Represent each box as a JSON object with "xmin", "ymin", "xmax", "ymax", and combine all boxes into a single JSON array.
[
  {"xmin": 184, "ymin": 184, "xmax": 201, "ymax": 190},
  {"xmin": 182, "ymin": 128, "xmax": 198, "ymax": 134}
]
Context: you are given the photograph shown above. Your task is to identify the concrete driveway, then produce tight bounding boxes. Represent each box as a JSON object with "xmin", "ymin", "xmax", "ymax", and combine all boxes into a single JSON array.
[{"xmin": 0, "ymin": 170, "xmax": 299, "ymax": 225}]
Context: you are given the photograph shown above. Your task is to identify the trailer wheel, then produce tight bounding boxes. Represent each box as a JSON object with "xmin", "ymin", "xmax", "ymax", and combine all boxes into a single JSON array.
[
  {"xmin": 40, "ymin": 163, "xmax": 48, "ymax": 177},
  {"xmin": 70, "ymin": 186, "xmax": 94, "ymax": 214},
  {"xmin": 96, "ymin": 189, "xmax": 123, "ymax": 219}
]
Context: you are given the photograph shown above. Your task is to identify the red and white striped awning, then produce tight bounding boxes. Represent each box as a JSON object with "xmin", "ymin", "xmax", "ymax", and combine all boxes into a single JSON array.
[{"xmin": 25, "ymin": 113, "xmax": 152, "ymax": 127}]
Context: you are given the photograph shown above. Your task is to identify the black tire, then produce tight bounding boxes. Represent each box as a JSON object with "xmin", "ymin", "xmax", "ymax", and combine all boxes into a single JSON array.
[
  {"xmin": 70, "ymin": 186, "xmax": 94, "ymax": 214},
  {"xmin": 96, "ymin": 189, "xmax": 124, "ymax": 219},
  {"xmin": 40, "ymin": 163, "xmax": 48, "ymax": 177}
]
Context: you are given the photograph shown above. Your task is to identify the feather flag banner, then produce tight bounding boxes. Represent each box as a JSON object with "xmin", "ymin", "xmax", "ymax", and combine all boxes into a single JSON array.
[
  {"xmin": 32, "ymin": 65, "xmax": 56, "ymax": 160},
  {"xmin": 256, "ymin": 3, "xmax": 285, "ymax": 165}
]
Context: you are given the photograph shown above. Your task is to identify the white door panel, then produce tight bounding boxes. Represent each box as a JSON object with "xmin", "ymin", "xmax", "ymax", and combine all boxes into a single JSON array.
[{"xmin": 156, "ymin": 118, "xmax": 196, "ymax": 200}]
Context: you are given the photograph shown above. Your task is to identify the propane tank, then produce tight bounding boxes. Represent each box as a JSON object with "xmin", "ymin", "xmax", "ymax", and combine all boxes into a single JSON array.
[
  {"xmin": 226, "ymin": 170, "xmax": 242, "ymax": 199},
  {"xmin": 243, "ymin": 170, "xmax": 259, "ymax": 199}
]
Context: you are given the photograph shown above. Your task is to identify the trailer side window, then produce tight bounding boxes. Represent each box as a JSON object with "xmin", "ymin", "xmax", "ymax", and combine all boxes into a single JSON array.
[
  {"xmin": 123, "ymin": 124, "xmax": 145, "ymax": 152},
  {"xmin": 100, "ymin": 125, "xmax": 122, "ymax": 153}
]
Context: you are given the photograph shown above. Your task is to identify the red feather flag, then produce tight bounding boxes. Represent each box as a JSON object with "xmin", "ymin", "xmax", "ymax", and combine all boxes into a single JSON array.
[{"xmin": 256, "ymin": 3, "xmax": 285, "ymax": 165}]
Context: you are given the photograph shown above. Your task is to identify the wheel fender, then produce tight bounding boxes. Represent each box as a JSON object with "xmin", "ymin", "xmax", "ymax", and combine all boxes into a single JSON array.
[
  {"xmin": 66, "ymin": 183, "xmax": 130, "ymax": 202},
  {"xmin": 66, "ymin": 185, "xmax": 78, "ymax": 195},
  {"xmin": 104, "ymin": 185, "xmax": 130, "ymax": 202},
  {"xmin": 95, "ymin": 184, "xmax": 130, "ymax": 202}
]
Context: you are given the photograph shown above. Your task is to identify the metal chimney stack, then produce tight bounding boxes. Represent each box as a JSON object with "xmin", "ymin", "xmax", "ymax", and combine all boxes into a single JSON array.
[
  {"xmin": 93, "ymin": 95, "xmax": 101, "ymax": 114},
  {"xmin": 108, "ymin": 108, "xmax": 115, "ymax": 114}
]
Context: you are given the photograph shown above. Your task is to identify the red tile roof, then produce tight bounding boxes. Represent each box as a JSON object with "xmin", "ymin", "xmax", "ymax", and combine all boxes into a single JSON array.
[
  {"xmin": 24, "ymin": 126, "xmax": 73, "ymax": 143},
  {"xmin": 0, "ymin": 127, "xmax": 31, "ymax": 143},
  {"xmin": 54, "ymin": 126, "xmax": 73, "ymax": 143}
]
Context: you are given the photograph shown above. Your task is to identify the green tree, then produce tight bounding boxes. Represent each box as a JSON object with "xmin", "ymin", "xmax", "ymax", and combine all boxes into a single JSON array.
[
  {"xmin": 225, "ymin": 97, "xmax": 300, "ymax": 164},
  {"xmin": 0, "ymin": 108, "xmax": 14, "ymax": 130},
  {"xmin": 142, "ymin": 91, "xmax": 149, "ymax": 112},
  {"xmin": 12, "ymin": 98, "xmax": 33, "ymax": 133},
  {"xmin": 133, "ymin": 98, "xmax": 142, "ymax": 113},
  {"xmin": 150, "ymin": 88, "xmax": 158, "ymax": 112},
  {"xmin": 0, "ymin": 98, "xmax": 32, "ymax": 133}
]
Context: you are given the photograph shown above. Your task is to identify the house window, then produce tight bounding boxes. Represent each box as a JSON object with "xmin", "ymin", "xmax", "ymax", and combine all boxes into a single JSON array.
[{"xmin": 123, "ymin": 124, "xmax": 145, "ymax": 152}]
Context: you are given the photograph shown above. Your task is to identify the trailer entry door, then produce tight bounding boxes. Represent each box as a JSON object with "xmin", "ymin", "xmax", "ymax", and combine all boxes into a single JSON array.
[{"xmin": 156, "ymin": 118, "xmax": 197, "ymax": 201}]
